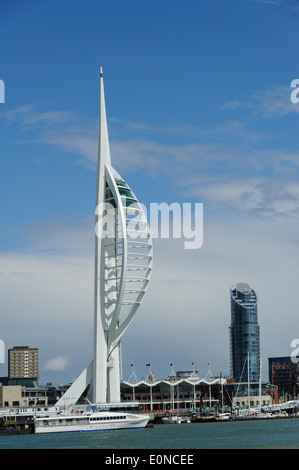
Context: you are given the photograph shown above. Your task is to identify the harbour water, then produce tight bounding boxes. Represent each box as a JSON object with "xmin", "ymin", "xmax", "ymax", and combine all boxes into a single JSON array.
[{"xmin": 0, "ymin": 418, "xmax": 298, "ymax": 449}]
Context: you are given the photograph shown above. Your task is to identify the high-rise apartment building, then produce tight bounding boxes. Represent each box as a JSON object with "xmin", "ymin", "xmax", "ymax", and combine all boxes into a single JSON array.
[
  {"xmin": 8, "ymin": 346, "xmax": 39, "ymax": 384},
  {"xmin": 229, "ymin": 283, "xmax": 260, "ymax": 384},
  {"xmin": 268, "ymin": 356, "xmax": 298, "ymax": 398}
]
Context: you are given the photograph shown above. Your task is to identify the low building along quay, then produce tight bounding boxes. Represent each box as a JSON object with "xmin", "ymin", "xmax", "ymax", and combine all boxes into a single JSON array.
[
  {"xmin": 0, "ymin": 373, "xmax": 275, "ymax": 410},
  {"xmin": 1, "ymin": 370, "xmax": 299, "ymax": 434}
]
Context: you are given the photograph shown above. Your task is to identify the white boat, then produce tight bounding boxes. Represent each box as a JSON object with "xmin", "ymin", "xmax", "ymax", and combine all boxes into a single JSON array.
[
  {"xmin": 162, "ymin": 415, "xmax": 191, "ymax": 424},
  {"xmin": 215, "ymin": 412, "xmax": 231, "ymax": 421},
  {"xmin": 162, "ymin": 416, "xmax": 181, "ymax": 424},
  {"xmin": 34, "ymin": 409, "xmax": 149, "ymax": 434}
]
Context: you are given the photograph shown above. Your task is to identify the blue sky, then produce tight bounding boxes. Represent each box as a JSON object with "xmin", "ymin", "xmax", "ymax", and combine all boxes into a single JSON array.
[{"xmin": 0, "ymin": 0, "xmax": 299, "ymax": 385}]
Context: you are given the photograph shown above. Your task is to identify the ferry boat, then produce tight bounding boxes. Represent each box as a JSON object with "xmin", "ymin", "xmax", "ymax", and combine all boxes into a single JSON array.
[{"xmin": 34, "ymin": 409, "xmax": 149, "ymax": 434}]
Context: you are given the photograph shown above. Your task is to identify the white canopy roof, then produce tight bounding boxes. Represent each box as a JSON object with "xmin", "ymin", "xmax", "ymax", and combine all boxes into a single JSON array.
[{"xmin": 121, "ymin": 377, "xmax": 226, "ymax": 388}]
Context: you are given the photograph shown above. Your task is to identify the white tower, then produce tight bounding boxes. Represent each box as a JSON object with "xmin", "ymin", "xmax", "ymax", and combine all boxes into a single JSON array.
[{"xmin": 56, "ymin": 69, "xmax": 152, "ymax": 407}]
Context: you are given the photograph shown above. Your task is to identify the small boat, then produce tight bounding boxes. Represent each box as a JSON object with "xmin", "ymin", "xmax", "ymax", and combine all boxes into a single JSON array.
[
  {"xmin": 162, "ymin": 416, "xmax": 181, "ymax": 424},
  {"xmin": 34, "ymin": 409, "xmax": 149, "ymax": 434},
  {"xmin": 191, "ymin": 416, "xmax": 217, "ymax": 423},
  {"xmin": 215, "ymin": 413, "xmax": 232, "ymax": 421},
  {"xmin": 162, "ymin": 415, "xmax": 191, "ymax": 424}
]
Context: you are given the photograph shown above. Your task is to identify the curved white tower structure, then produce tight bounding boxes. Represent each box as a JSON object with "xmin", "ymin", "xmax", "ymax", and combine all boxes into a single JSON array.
[
  {"xmin": 56, "ymin": 69, "xmax": 152, "ymax": 407},
  {"xmin": 93, "ymin": 68, "xmax": 153, "ymax": 403}
]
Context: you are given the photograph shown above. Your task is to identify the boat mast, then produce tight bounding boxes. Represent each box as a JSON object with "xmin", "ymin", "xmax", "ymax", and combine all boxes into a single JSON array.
[
  {"xmin": 247, "ymin": 351, "xmax": 250, "ymax": 409},
  {"xmin": 259, "ymin": 355, "xmax": 262, "ymax": 412}
]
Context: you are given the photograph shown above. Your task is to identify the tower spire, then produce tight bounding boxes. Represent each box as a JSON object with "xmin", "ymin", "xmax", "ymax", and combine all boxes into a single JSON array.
[
  {"xmin": 98, "ymin": 66, "xmax": 111, "ymax": 171},
  {"xmin": 56, "ymin": 70, "xmax": 152, "ymax": 407},
  {"xmin": 93, "ymin": 66, "xmax": 111, "ymax": 403}
]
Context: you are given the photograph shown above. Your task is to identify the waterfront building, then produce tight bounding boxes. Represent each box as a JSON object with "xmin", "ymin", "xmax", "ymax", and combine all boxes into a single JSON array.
[
  {"xmin": 223, "ymin": 381, "xmax": 274, "ymax": 408},
  {"xmin": 8, "ymin": 346, "xmax": 38, "ymax": 386},
  {"xmin": 0, "ymin": 385, "xmax": 22, "ymax": 407},
  {"xmin": 268, "ymin": 356, "xmax": 299, "ymax": 399},
  {"xmin": 120, "ymin": 372, "xmax": 224, "ymax": 411},
  {"xmin": 0, "ymin": 385, "xmax": 48, "ymax": 407},
  {"xmin": 230, "ymin": 389, "xmax": 272, "ymax": 409},
  {"xmin": 120, "ymin": 372, "xmax": 273, "ymax": 412},
  {"xmin": 56, "ymin": 69, "xmax": 152, "ymax": 407},
  {"xmin": 229, "ymin": 283, "xmax": 260, "ymax": 384}
]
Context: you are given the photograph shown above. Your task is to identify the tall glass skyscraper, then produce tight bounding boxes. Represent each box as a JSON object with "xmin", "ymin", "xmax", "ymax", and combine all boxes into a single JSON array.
[{"xmin": 229, "ymin": 283, "xmax": 260, "ymax": 384}]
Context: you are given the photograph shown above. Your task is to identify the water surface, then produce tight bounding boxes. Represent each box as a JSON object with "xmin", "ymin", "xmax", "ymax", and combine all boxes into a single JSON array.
[{"xmin": 0, "ymin": 419, "xmax": 298, "ymax": 449}]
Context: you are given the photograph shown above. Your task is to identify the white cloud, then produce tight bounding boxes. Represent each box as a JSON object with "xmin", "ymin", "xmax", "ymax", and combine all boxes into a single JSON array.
[
  {"xmin": 5, "ymin": 104, "xmax": 75, "ymax": 126},
  {"xmin": 38, "ymin": 128, "xmax": 98, "ymax": 169},
  {"xmin": 42, "ymin": 356, "xmax": 72, "ymax": 372},
  {"xmin": 123, "ymin": 215, "xmax": 299, "ymax": 380},
  {"xmin": 22, "ymin": 216, "xmax": 95, "ymax": 255},
  {"xmin": 0, "ymin": 207, "xmax": 298, "ymax": 383},
  {"xmin": 4, "ymin": 101, "xmax": 299, "ymax": 222},
  {"xmin": 4, "ymin": 94, "xmax": 299, "ymax": 216},
  {"xmin": 223, "ymin": 84, "xmax": 299, "ymax": 118},
  {"xmin": 0, "ymin": 244, "xmax": 94, "ymax": 382},
  {"xmin": 185, "ymin": 177, "xmax": 299, "ymax": 218},
  {"xmin": 252, "ymin": 0, "xmax": 299, "ymax": 11}
]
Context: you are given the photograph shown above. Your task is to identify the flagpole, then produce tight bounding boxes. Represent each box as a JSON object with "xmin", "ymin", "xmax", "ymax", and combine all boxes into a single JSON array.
[{"xmin": 146, "ymin": 363, "xmax": 153, "ymax": 410}]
